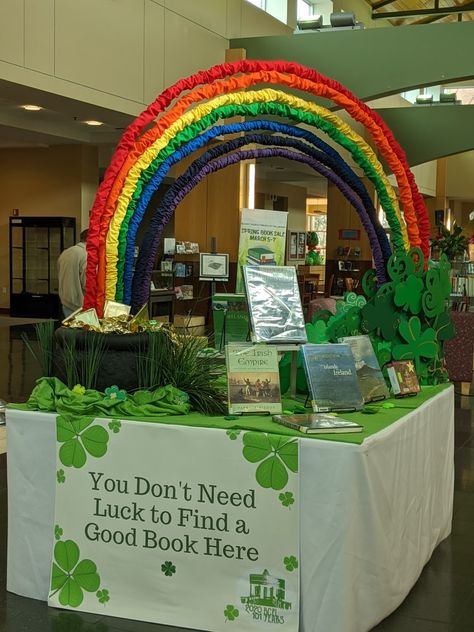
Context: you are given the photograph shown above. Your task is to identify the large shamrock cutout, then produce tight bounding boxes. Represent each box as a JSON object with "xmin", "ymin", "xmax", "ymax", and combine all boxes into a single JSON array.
[
  {"xmin": 305, "ymin": 320, "xmax": 330, "ymax": 343},
  {"xmin": 370, "ymin": 339, "xmax": 393, "ymax": 368},
  {"xmin": 422, "ymin": 268, "xmax": 451, "ymax": 318},
  {"xmin": 242, "ymin": 433, "xmax": 298, "ymax": 491},
  {"xmin": 362, "ymin": 269, "xmax": 377, "ymax": 298},
  {"xmin": 361, "ymin": 294, "xmax": 400, "ymax": 341},
  {"xmin": 387, "ymin": 252, "xmax": 415, "ymax": 283},
  {"xmin": 394, "ymin": 274, "xmax": 424, "ymax": 314},
  {"xmin": 326, "ymin": 307, "xmax": 362, "ymax": 341},
  {"xmin": 432, "ymin": 311, "xmax": 455, "ymax": 342},
  {"xmin": 50, "ymin": 540, "xmax": 100, "ymax": 607},
  {"xmin": 392, "ymin": 316, "xmax": 437, "ymax": 373},
  {"xmin": 57, "ymin": 416, "xmax": 109, "ymax": 469}
]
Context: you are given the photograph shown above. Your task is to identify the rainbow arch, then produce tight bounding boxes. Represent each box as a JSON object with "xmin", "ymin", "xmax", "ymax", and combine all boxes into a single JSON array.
[{"xmin": 84, "ymin": 60, "xmax": 431, "ymax": 315}]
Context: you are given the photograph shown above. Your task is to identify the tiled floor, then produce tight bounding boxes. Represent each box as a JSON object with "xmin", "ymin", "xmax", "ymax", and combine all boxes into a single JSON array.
[{"xmin": 0, "ymin": 321, "xmax": 473, "ymax": 631}]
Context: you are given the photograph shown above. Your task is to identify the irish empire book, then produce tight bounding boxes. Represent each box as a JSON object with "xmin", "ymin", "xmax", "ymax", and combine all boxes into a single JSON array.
[
  {"xmin": 340, "ymin": 335, "xmax": 389, "ymax": 403},
  {"xmin": 302, "ymin": 343, "xmax": 364, "ymax": 412},
  {"xmin": 225, "ymin": 343, "xmax": 282, "ymax": 414},
  {"xmin": 242, "ymin": 265, "xmax": 307, "ymax": 343}
]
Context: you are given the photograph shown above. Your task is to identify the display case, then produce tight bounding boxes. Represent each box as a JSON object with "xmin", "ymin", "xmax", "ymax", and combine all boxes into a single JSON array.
[
  {"xmin": 9, "ymin": 216, "xmax": 76, "ymax": 318},
  {"xmin": 449, "ymin": 259, "xmax": 474, "ymax": 312}
]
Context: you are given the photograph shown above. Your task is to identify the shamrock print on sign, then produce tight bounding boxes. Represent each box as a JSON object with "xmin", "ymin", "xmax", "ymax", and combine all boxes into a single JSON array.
[
  {"xmin": 96, "ymin": 589, "xmax": 110, "ymax": 604},
  {"xmin": 224, "ymin": 605, "xmax": 239, "ymax": 622},
  {"xmin": 57, "ymin": 469, "xmax": 66, "ymax": 484},
  {"xmin": 50, "ymin": 540, "xmax": 100, "ymax": 607},
  {"xmin": 279, "ymin": 491, "xmax": 295, "ymax": 508},
  {"xmin": 284, "ymin": 555, "xmax": 298, "ymax": 571},
  {"xmin": 54, "ymin": 525, "xmax": 63, "ymax": 541},
  {"xmin": 57, "ymin": 416, "xmax": 109, "ymax": 469},
  {"xmin": 226, "ymin": 429, "xmax": 241, "ymax": 441},
  {"xmin": 242, "ymin": 433, "xmax": 298, "ymax": 491},
  {"xmin": 161, "ymin": 561, "xmax": 176, "ymax": 577},
  {"xmin": 108, "ymin": 420, "xmax": 121, "ymax": 434}
]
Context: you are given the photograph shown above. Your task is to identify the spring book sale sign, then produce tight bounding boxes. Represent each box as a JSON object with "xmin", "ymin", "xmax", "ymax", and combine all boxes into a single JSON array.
[{"xmin": 49, "ymin": 416, "xmax": 300, "ymax": 631}]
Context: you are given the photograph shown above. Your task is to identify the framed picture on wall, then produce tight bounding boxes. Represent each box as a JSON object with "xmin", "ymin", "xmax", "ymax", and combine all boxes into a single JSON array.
[
  {"xmin": 338, "ymin": 229, "xmax": 361, "ymax": 240},
  {"xmin": 297, "ymin": 232, "xmax": 306, "ymax": 259},
  {"xmin": 288, "ymin": 231, "xmax": 298, "ymax": 260}
]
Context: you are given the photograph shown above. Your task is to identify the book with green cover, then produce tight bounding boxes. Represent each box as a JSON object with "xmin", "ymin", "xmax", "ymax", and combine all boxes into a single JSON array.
[
  {"xmin": 272, "ymin": 413, "xmax": 363, "ymax": 434},
  {"xmin": 340, "ymin": 335, "xmax": 389, "ymax": 403},
  {"xmin": 212, "ymin": 294, "xmax": 249, "ymax": 350},
  {"xmin": 247, "ymin": 246, "xmax": 275, "ymax": 263},
  {"xmin": 225, "ymin": 343, "xmax": 282, "ymax": 414},
  {"xmin": 301, "ymin": 343, "xmax": 364, "ymax": 412}
]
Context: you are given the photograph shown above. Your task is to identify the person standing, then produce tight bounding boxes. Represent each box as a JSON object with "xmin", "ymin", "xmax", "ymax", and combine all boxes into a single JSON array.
[{"xmin": 57, "ymin": 229, "xmax": 88, "ymax": 318}]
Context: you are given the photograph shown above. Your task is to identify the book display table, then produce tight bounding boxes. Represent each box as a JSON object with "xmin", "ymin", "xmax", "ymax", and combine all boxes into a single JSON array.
[{"xmin": 7, "ymin": 384, "xmax": 454, "ymax": 632}]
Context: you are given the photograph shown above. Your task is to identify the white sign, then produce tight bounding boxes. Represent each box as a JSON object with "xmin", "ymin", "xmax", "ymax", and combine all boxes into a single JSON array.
[
  {"xmin": 236, "ymin": 209, "xmax": 288, "ymax": 293},
  {"xmin": 49, "ymin": 418, "xmax": 299, "ymax": 631}
]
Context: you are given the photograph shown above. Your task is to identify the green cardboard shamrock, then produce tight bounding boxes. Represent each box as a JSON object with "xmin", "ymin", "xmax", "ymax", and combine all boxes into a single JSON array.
[
  {"xmin": 361, "ymin": 294, "xmax": 400, "ymax": 341},
  {"xmin": 394, "ymin": 274, "xmax": 424, "ymax": 314},
  {"xmin": 392, "ymin": 316, "xmax": 437, "ymax": 373},
  {"xmin": 422, "ymin": 268, "xmax": 451, "ymax": 318}
]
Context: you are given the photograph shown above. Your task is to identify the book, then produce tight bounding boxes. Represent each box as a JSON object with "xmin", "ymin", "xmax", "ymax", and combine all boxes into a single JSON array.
[
  {"xmin": 212, "ymin": 294, "xmax": 250, "ymax": 349},
  {"xmin": 225, "ymin": 343, "xmax": 282, "ymax": 414},
  {"xmin": 247, "ymin": 246, "xmax": 275, "ymax": 263},
  {"xmin": 301, "ymin": 343, "xmax": 364, "ymax": 412},
  {"xmin": 272, "ymin": 413, "xmax": 363, "ymax": 434},
  {"xmin": 339, "ymin": 335, "xmax": 389, "ymax": 403},
  {"xmin": 243, "ymin": 266, "xmax": 307, "ymax": 344},
  {"xmin": 386, "ymin": 361, "xmax": 420, "ymax": 397},
  {"xmin": 246, "ymin": 256, "xmax": 277, "ymax": 266}
]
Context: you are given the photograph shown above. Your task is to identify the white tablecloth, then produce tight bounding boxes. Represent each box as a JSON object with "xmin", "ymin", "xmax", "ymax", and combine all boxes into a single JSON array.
[{"xmin": 6, "ymin": 386, "xmax": 454, "ymax": 632}]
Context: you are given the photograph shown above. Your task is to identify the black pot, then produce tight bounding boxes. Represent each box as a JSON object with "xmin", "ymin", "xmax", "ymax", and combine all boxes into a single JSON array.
[{"xmin": 54, "ymin": 327, "xmax": 148, "ymax": 392}]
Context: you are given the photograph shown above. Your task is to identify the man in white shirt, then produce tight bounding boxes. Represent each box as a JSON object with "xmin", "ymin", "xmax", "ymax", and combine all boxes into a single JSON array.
[{"xmin": 57, "ymin": 229, "xmax": 88, "ymax": 318}]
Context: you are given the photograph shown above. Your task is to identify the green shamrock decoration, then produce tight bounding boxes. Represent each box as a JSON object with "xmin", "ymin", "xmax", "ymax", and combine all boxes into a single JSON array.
[
  {"xmin": 57, "ymin": 416, "xmax": 109, "ymax": 469},
  {"xmin": 394, "ymin": 274, "xmax": 424, "ymax": 314},
  {"xmin": 50, "ymin": 540, "xmax": 100, "ymax": 607},
  {"xmin": 361, "ymin": 294, "xmax": 400, "ymax": 341},
  {"xmin": 376, "ymin": 281, "xmax": 395, "ymax": 298},
  {"xmin": 371, "ymin": 339, "xmax": 392, "ymax": 368},
  {"xmin": 108, "ymin": 420, "xmax": 121, "ymax": 434},
  {"xmin": 422, "ymin": 268, "xmax": 450, "ymax": 318},
  {"xmin": 432, "ymin": 311, "xmax": 455, "ymax": 342},
  {"xmin": 104, "ymin": 385, "xmax": 127, "ymax": 401},
  {"xmin": 305, "ymin": 320, "xmax": 329, "ymax": 343},
  {"xmin": 326, "ymin": 307, "xmax": 362, "ymax": 341},
  {"xmin": 242, "ymin": 433, "xmax": 298, "ymax": 491},
  {"xmin": 392, "ymin": 316, "xmax": 437, "ymax": 373},
  {"xmin": 361, "ymin": 269, "xmax": 377, "ymax": 298},
  {"xmin": 96, "ymin": 589, "xmax": 110, "ymax": 604},
  {"xmin": 343, "ymin": 292, "xmax": 366, "ymax": 309},
  {"xmin": 283, "ymin": 555, "xmax": 298, "ymax": 571},
  {"xmin": 224, "ymin": 605, "xmax": 239, "ymax": 622},
  {"xmin": 161, "ymin": 561, "xmax": 176, "ymax": 577},
  {"xmin": 56, "ymin": 469, "xmax": 66, "ymax": 484},
  {"xmin": 387, "ymin": 252, "xmax": 415, "ymax": 283},
  {"xmin": 226, "ymin": 429, "xmax": 241, "ymax": 440},
  {"xmin": 279, "ymin": 491, "xmax": 295, "ymax": 508},
  {"xmin": 54, "ymin": 525, "xmax": 63, "ymax": 541},
  {"xmin": 72, "ymin": 384, "xmax": 86, "ymax": 395},
  {"xmin": 310, "ymin": 309, "xmax": 334, "ymax": 324}
]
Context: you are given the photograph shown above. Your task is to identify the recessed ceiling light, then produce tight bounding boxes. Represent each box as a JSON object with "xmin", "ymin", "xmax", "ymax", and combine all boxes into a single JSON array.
[
  {"xmin": 83, "ymin": 120, "xmax": 104, "ymax": 126},
  {"xmin": 21, "ymin": 104, "xmax": 42, "ymax": 111}
]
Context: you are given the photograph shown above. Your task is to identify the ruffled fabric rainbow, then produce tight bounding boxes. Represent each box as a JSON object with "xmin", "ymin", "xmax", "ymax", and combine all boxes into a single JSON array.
[{"xmin": 83, "ymin": 60, "xmax": 430, "ymax": 315}]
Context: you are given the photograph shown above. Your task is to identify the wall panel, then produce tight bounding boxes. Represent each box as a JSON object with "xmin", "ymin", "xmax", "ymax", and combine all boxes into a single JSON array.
[
  {"xmin": 25, "ymin": 0, "xmax": 54, "ymax": 74},
  {"xmin": 55, "ymin": 0, "xmax": 144, "ymax": 102},
  {"xmin": 144, "ymin": 0, "xmax": 165, "ymax": 104},
  {"xmin": 0, "ymin": 0, "xmax": 24, "ymax": 66}
]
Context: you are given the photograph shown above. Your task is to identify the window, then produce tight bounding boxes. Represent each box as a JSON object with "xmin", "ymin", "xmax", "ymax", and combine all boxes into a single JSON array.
[
  {"xmin": 307, "ymin": 213, "xmax": 327, "ymax": 263},
  {"xmin": 297, "ymin": 0, "xmax": 313, "ymax": 19},
  {"xmin": 246, "ymin": 0, "xmax": 265, "ymax": 8}
]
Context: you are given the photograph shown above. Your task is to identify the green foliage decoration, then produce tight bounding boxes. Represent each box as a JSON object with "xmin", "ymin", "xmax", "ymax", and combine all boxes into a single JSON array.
[
  {"xmin": 304, "ymin": 246, "xmax": 454, "ymax": 388},
  {"xmin": 392, "ymin": 317, "xmax": 437, "ymax": 373}
]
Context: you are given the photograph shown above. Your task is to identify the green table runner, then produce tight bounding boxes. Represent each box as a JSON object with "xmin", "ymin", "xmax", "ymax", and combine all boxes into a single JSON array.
[{"xmin": 10, "ymin": 378, "xmax": 452, "ymax": 445}]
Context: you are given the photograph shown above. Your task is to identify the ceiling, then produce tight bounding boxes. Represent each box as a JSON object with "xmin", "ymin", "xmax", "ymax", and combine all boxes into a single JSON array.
[{"xmin": 366, "ymin": 0, "xmax": 474, "ymax": 27}]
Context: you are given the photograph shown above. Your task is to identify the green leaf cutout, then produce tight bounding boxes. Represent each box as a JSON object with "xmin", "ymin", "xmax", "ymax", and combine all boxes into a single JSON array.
[
  {"xmin": 392, "ymin": 316, "xmax": 437, "ymax": 373},
  {"xmin": 394, "ymin": 274, "xmax": 424, "ymax": 314}
]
